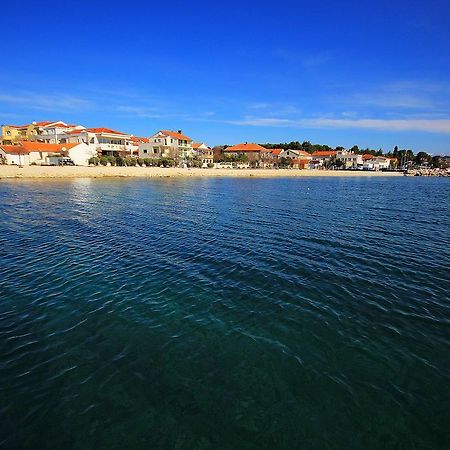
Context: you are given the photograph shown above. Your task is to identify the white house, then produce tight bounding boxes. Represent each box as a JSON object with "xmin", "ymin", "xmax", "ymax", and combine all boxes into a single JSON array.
[
  {"xmin": 310, "ymin": 150, "xmax": 337, "ymax": 168},
  {"xmin": 60, "ymin": 127, "xmax": 132, "ymax": 157},
  {"xmin": 336, "ymin": 150, "xmax": 363, "ymax": 168},
  {"xmin": 0, "ymin": 145, "xmax": 32, "ymax": 165},
  {"xmin": 278, "ymin": 149, "xmax": 312, "ymax": 169},
  {"xmin": 0, "ymin": 141, "xmax": 96, "ymax": 166},
  {"xmin": 193, "ymin": 142, "xmax": 214, "ymax": 167},
  {"xmin": 35, "ymin": 121, "xmax": 85, "ymax": 143},
  {"xmin": 151, "ymin": 130, "xmax": 194, "ymax": 160},
  {"xmin": 363, "ymin": 156, "xmax": 391, "ymax": 171}
]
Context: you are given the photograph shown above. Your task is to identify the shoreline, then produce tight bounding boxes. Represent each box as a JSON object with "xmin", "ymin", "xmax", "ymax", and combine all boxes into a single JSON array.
[{"xmin": 0, "ymin": 166, "xmax": 404, "ymax": 180}]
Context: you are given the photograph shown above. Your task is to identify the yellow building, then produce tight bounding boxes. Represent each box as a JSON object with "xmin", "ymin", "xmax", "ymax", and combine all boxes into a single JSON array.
[{"xmin": 1, "ymin": 123, "xmax": 39, "ymax": 144}]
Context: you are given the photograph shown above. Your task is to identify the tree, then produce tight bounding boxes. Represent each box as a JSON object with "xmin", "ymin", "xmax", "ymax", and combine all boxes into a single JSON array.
[
  {"xmin": 415, "ymin": 151, "xmax": 432, "ymax": 166},
  {"xmin": 431, "ymin": 156, "xmax": 450, "ymax": 169},
  {"xmin": 301, "ymin": 141, "xmax": 312, "ymax": 153},
  {"xmin": 277, "ymin": 157, "xmax": 293, "ymax": 168}
]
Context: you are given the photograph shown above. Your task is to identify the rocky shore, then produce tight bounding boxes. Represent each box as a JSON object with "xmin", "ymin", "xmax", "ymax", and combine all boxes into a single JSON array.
[{"xmin": 405, "ymin": 168, "xmax": 450, "ymax": 177}]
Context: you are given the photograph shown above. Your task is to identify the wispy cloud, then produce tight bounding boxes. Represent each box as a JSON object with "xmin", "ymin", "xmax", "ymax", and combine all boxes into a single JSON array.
[
  {"xmin": 341, "ymin": 93, "xmax": 435, "ymax": 109},
  {"xmin": 329, "ymin": 80, "xmax": 450, "ymax": 111},
  {"xmin": 300, "ymin": 118, "xmax": 450, "ymax": 133},
  {"xmin": 247, "ymin": 102, "xmax": 271, "ymax": 110},
  {"xmin": 228, "ymin": 116, "xmax": 450, "ymax": 133},
  {"xmin": 0, "ymin": 93, "xmax": 92, "ymax": 111}
]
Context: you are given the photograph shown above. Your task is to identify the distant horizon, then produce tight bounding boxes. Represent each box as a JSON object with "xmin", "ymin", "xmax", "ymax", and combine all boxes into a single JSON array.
[{"xmin": 2, "ymin": 0, "xmax": 450, "ymax": 155}]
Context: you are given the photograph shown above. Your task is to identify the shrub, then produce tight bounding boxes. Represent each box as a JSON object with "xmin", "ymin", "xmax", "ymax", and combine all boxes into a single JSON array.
[
  {"xmin": 143, "ymin": 158, "xmax": 152, "ymax": 166},
  {"xmin": 190, "ymin": 159, "xmax": 202, "ymax": 168},
  {"xmin": 107, "ymin": 156, "xmax": 116, "ymax": 166},
  {"xmin": 115, "ymin": 156, "xmax": 125, "ymax": 166},
  {"xmin": 207, "ymin": 163, "xmax": 214, "ymax": 168},
  {"xmin": 125, "ymin": 158, "xmax": 137, "ymax": 166},
  {"xmin": 88, "ymin": 157, "xmax": 100, "ymax": 165},
  {"xmin": 137, "ymin": 158, "xmax": 144, "ymax": 166},
  {"xmin": 99, "ymin": 156, "xmax": 109, "ymax": 166}
]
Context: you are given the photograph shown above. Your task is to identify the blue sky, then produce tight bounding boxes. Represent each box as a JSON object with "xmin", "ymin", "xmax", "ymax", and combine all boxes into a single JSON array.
[{"xmin": 2, "ymin": 0, "xmax": 450, "ymax": 154}]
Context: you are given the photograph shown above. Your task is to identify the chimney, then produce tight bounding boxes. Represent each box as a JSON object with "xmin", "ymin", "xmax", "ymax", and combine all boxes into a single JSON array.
[{"xmin": 178, "ymin": 129, "xmax": 182, "ymax": 134}]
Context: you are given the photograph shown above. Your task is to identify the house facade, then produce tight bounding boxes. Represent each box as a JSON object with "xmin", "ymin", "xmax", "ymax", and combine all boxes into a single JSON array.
[
  {"xmin": 193, "ymin": 142, "xmax": 214, "ymax": 167},
  {"xmin": 223, "ymin": 143, "xmax": 274, "ymax": 167},
  {"xmin": 278, "ymin": 149, "xmax": 312, "ymax": 169},
  {"xmin": 336, "ymin": 150, "xmax": 363, "ymax": 168},
  {"xmin": 310, "ymin": 150, "xmax": 337, "ymax": 168},
  {"xmin": 60, "ymin": 127, "xmax": 132, "ymax": 157},
  {"xmin": 363, "ymin": 156, "xmax": 391, "ymax": 171},
  {"xmin": 1, "ymin": 123, "xmax": 39, "ymax": 144},
  {"xmin": 150, "ymin": 130, "xmax": 194, "ymax": 160},
  {"xmin": 0, "ymin": 141, "xmax": 96, "ymax": 166},
  {"xmin": 36, "ymin": 121, "xmax": 84, "ymax": 143},
  {"xmin": 1, "ymin": 121, "xmax": 86, "ymax": 145}
]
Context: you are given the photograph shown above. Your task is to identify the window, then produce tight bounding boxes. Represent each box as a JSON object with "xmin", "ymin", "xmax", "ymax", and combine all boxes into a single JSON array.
[{"xmin": 143, "ymin": 149, "xmax": 148, "ymax": 154}]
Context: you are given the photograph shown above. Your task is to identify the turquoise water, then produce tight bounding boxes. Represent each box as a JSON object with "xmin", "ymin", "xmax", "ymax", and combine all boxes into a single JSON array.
[{"xmin": 0, "ymin": 177, "xmax": 449, "ymax": 449}]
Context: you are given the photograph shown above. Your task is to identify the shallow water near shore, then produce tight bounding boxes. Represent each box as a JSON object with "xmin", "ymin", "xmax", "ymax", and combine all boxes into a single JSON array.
[{"xmin": 1, "ymin": 176, "xmax": 449, "ymax": 449}]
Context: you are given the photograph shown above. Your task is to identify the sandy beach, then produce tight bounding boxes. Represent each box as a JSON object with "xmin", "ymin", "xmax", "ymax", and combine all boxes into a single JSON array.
[{"xmin": 0, "ymin": 165, "xmax": 403, "ymax": 179}]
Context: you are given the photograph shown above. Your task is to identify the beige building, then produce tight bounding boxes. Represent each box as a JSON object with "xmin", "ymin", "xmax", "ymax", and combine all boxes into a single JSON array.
[
  {"xmin": 193, "ymin": 142, "xmax": 214, "ymax": 167},
  {"xmin": 223, "ymin": 143, "xmax": 274, "ymax": 167}
]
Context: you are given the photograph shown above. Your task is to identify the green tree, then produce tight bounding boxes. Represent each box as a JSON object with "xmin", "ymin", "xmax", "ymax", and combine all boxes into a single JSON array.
[{"xmin": 415, "ymin": 151, "xmax": 432, "ymax": 166}]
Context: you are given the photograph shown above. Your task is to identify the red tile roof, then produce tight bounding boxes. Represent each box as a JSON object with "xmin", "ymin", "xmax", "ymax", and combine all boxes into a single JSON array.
[
  {"xmin": 1, "ymin": 142, "xmax": 78, "ymax": 154},
  {"xmin": 295, "ymin": 150, "xmax": 312, "ymax": 158},
  {"xmin": 86, "ymin": 127, "xmax": 128, "ymax": 135},
  {"xmin": 362, "ymin": 153, "xmax": 373, "ymax": 160},
  {"xmin": 130, "ymin": 136, "xmax": 150, "ymax": 143},
  {"xmin": 270, "ymin": 149, "xmax": 283, "ymax": 155},
  {"xmin": 311, "ymin": 150, "xmax": 337, "ymax": 157},
  {"xmin": 158, "ymin": 130, "xmax": 192, "ymax": 141},
  {"xmin": 21, "ymin": 141, "xmax": 79, "ymax": 151},
  {"xmin": 225, "ymin": 143, "xmax": 268, "ymax": 152},
  {"xmin": 0, "ymin": 145, "xmax": 31, "ymax": 155}
]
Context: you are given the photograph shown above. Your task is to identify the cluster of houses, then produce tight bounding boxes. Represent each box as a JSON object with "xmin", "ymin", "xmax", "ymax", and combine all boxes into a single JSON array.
[
  {"xmin": 0, "ymin": 121, "xmax": 214, "ymax": 167},
  {"xmin": 220, "ymin": 143, "xmax": 397, "ymax": 170},
  {"xmin": 0, "ymin": 120, "xmax": 397, "ymax": 170}
]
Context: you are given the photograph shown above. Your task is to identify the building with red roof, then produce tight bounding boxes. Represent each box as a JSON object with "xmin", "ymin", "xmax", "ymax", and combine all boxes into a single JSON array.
[
  {"xmin": 0, "ymin": 141, "xmax": 96, "ymax": 166},
  {"xmin": 150, "ymin": 130, "xmax": 194, "ymax": 160},
  {"xmin": 223, "ymin": 143, "xmax": 275, "ymax": 167}
]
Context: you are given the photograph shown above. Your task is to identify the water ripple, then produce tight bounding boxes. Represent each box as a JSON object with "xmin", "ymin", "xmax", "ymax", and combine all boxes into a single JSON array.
[{"xmin": 0, "ymin": 177, "xmax": 449, "ymax": 449}]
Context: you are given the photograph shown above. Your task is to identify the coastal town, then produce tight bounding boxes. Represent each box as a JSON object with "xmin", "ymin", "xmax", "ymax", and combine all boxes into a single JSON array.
[{"xmin": 1, "ymin": 120, "xmax": 449, "ymax": 176}]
